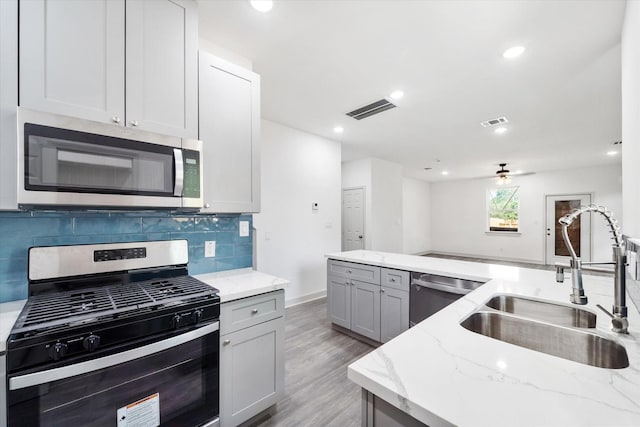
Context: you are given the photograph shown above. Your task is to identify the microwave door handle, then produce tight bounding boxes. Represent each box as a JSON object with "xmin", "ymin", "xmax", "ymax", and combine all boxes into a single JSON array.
[{"xmin": 173, "ymin": 148, "xmax": 184, "ymax": 196}]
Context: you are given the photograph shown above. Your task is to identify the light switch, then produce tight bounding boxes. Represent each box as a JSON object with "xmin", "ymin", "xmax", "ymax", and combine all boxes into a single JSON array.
[
  {"xmin": 205, "ymin": 241, "xmax": 216, "ymax": 258},
  {"xmin": 239, "ymin": 221, "xmax": 250, "ymax": 237}
]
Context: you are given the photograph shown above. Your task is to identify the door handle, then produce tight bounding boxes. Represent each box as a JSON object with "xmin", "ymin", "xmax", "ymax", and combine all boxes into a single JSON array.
[
  {"xmin": 173, "ymin": 148, "xmax": 184, "ymax": 196},
  {"xmin": 358, "ymin": 235, "xmax": 363, "ymax": 239}
]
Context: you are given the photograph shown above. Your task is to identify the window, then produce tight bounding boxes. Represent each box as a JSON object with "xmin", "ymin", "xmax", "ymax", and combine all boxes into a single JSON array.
[{"xmin": 488, "ymin": 186, "xmax": 519, "ymax": 232}]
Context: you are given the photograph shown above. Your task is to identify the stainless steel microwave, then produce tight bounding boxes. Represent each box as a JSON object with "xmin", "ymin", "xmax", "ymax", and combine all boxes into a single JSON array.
[{"xmin": 17, "ymin": 108, "xmax": 203, "ymax": 210}]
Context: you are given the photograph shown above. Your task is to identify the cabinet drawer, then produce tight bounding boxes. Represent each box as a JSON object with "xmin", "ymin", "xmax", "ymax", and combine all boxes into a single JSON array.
[
  {"xmin": 327, "ymin": 259, "xmax": 380, "ymax": 284},
  {"xmin": 221, "ymin": 289, "xmax": 284, "ymax": 335},
  {"xmin": 381, "ymin": 268, "xmax": 410, "ymax": 292}
]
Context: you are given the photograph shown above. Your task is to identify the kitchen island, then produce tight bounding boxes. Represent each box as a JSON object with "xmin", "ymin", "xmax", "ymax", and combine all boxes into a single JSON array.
[{"xmin": 327, "ymin": 250, "xmax": 640, "ymax": 427}]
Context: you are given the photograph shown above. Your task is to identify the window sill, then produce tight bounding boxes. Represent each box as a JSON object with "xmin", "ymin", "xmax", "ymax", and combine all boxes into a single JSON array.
[{"xmin": 485, "ymin": 231, "xmax": 521, "ymax": 236}]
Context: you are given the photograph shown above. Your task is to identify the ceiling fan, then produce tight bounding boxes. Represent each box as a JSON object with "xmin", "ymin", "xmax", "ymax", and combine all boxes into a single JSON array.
[
  {"xmin": 495, "ymin": 163, "xmax": 511, "ymax": 185},
  {"xmin": 478, "ymin": 163, "xmax": 535, "ymax": 185}
]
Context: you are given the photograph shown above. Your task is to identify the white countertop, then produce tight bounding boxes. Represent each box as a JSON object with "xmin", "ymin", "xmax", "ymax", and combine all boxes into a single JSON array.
[
  {"xmin": 0, "ymin": 269, "xmax": 287, "ymax": 354},
  {"xmin": 195, "ymin": 268, "xmax": 289, "ymax": 303},
  {"xmin": 0, "ymin": 299, "xmax": 27, "ymax": 354},
  {"xmin": 329, "ymin": 251, "xmax": 640, "ymax": 427}
]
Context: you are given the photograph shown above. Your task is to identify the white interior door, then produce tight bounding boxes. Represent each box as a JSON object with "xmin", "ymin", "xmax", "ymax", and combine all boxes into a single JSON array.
[
  {"xmin": 545, "ymin": 194, "xmax": 592, "ymax": 265},
  {"xmin": 342, "ymin": 187, "xmax": 365, "ymax": 251}
]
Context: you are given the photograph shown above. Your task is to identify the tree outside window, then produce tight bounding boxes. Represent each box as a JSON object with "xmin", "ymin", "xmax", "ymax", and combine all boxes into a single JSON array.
[{"xmin": 488, "ymin": 187, "xmax": 519, "ymax": 232}]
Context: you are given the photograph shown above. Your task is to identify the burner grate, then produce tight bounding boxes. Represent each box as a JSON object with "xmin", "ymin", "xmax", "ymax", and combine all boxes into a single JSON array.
[{"xmin": 12, "ymin": 276, "xmax": 216, "ymax": 334}]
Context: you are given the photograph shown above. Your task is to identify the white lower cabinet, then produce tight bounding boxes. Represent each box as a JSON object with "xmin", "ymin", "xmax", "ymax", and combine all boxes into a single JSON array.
[{"xmin": 220, "ymin": 290, "xmax": 284, "ymax": 427}]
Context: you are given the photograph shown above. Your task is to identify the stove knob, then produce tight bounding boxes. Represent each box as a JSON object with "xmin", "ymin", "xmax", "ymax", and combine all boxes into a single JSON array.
[
  {"xmin": 83, "ymin": 334, "xmax": 101, "ymax": 352},
  {"xmin": 192, "ymin": 309, "xmax": 203, "ymax": 324},
  {"xmin": 49, "ymin": 342, "xmax": 68, "ymax": 361},
  {"xmin": 172, "ymin": 314, "xmax": 182, "ymax": 329}
]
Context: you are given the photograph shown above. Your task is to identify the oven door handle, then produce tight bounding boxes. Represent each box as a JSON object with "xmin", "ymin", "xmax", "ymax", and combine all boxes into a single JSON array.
[
  {"xmin": 9, "ymin": 321, "xmax": 219, "ymax": 391},
  {"xmin": 411, "ymin": 279, "xmax": 471, "ymax": 296}
]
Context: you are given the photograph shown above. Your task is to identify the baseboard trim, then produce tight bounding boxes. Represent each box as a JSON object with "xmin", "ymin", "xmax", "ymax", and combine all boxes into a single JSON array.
[{"xmin": 285, "ymin": 289, "xmax": 326, "ymax": 308}]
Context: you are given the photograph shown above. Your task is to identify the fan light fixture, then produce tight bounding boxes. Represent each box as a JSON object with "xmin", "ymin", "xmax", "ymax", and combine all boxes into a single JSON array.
[{"xmin": 496, "ymin": 163, "xmax": 511, "ymax": 185}]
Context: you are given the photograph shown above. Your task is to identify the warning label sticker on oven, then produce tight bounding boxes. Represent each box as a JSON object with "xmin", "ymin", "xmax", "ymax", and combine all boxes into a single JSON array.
[{"xmin": 117, "ymin": 393, "xmax": 160, "ymax": 427}]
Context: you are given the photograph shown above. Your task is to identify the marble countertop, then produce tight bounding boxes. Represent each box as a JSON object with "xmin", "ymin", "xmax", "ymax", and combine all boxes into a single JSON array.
[
  {"xmin": 194, "ymin": 268, "xmax": 289, "ymax": 303},
  {"xmin": 0, "ymin": 269, "xmax": 287, "ymax": 354},
  {"xmin": 0, "ymin": 299, "xmax": 27, "ymax": 354},
  {"xmin": 331, "ymin": 251, "xmax": 640, "ymax": 426}
]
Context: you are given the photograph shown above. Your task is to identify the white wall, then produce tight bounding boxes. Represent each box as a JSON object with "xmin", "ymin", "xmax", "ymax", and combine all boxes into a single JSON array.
[
  {"xmin": 430, "ymin": 164, "xmax": 622, "ymax": 264},
  {"xmin": 253, "ymin": 120, "xmax": 342, "ymax": 305},
  {"xmin": 371, "ymin": 158, "xmax": 403, "ymax": 253},
  {"xmin": 403, "ymin": 177, "xmax": 431, "ymax": 255},
  {"xmin": 341, "ymin": 157, "xmax": 404, "ymax": 252},
  {"xmin": 622, "ymin": 1, "xmax": 640, "ymax": 238},
  {"xmin": 199, "ymin": 37, "xmax": 253, "ymax": 70}
]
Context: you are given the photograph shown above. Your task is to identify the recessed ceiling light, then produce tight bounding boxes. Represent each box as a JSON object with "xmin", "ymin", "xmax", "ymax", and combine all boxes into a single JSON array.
[
  {"xmin": 607, "ymin": 150, "xmax": 618, "ymax": 156},
  {"xmin": 494, "ymin": 127, "xmax": 508, "ymax": 134},
  {"xmin": 333, "ymin": 126, "xmax": 344, "ymax": 134},
  {"xmin": 249, "ymin": 0, "xmax": 273, "ymax": 12},
  {"xmin": 389, "ymin": 90, "xmax": 404, "ymax": 100},
  {"xmin": 503, "ymin": 46, "xmax": 525, "ymax": 59},
  {"xmin": 441, "ymin": 171, "xmax": 449, "ymax": 176}
]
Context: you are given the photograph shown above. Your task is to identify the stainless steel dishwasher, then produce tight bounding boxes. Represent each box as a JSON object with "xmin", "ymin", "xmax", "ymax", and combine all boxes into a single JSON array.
[{"xmin": 410, "ymin": 272, "xmax": 487, "ymax": 326}]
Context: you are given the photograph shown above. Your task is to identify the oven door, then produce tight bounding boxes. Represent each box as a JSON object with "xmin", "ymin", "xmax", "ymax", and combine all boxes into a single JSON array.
[{"xmin": 7, "ymin": 322, "xmax": 219, "ymax": 427}]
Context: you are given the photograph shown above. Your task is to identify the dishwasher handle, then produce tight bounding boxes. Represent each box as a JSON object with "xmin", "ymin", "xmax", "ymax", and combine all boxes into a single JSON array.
[{"xmin": 411, "ymin": 278, "xmax": 472, "ymax": 296}]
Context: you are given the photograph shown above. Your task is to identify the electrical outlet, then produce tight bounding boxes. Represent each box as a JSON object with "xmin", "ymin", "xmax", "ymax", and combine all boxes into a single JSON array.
[
  {"xmin": 205, "ymin": 241, "xmax": 216, "ymax": 258},
  {"xmin": 239, "ymin": 221, "xmax": 250, "ymax": 237}
]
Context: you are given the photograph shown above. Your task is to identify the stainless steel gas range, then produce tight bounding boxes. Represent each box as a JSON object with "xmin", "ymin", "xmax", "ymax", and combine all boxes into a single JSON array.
[{"xmin": 6, "ymin": 240, "xmax": 220, "ymax": 427}]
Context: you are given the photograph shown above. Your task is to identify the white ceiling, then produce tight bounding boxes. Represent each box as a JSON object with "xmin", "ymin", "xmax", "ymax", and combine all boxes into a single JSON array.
[{"xmin": 198, "ymin": 0, "xmax": 625, "ymax": 182}]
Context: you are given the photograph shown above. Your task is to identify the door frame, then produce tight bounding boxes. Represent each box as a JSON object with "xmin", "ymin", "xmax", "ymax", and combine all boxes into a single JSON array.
[
  {"xmin": 342, "ymin": 186, "xmax": 366, "ymax": 251},
  {"xmin": 544, "ymin": 193, "xmax": 593, "ymax": 265}
]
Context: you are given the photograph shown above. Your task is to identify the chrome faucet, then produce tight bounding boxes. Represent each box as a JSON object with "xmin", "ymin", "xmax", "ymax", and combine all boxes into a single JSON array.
[{"xmin": 554, "ymin": 204, "xmax": 629, "ymax": 333}]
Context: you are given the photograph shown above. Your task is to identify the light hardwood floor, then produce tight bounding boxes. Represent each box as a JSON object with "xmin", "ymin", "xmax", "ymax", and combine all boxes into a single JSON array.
[{"xmin": 255, "ymin": 297, "xmax": 373, "ymax": 427}]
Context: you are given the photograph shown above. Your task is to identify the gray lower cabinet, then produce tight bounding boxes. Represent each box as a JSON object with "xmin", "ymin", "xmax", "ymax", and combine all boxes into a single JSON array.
[
  {"xmin": 327, "ymin": 275, "xmax": 351, "ymax": 329},
  {"xmin": 362, "ymin": 390, "xmax": 427, "ymax": 427},
  {"xmin": 327, "ymin": 260, "xmax": 410, "ymax": 343},
  {"xmin": 220, "ymin": 290, "xmax": 285, "ymax": 427},
  {"xmin": 380, "ymin": 287, "xmax": 409, "ymax": 343},
  {"xmin": 351, "ymin": 279, "xmax": 381, "ymax": 341}
]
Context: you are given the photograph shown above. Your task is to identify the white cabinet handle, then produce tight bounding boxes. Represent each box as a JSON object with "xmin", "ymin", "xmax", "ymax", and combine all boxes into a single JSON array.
[
  {"xmin": 112, "ymin": 116, "xmax": 121, "ymax": 123},
  {"xmin": 130, "ymin": 119, "xmax": 139, "ymax": 127},
  {"xmin": 223, "ymin": 340, "xmax": 231, "ymax": 346},
  {"xmin": 204, "ymin": 203, "xmax": 211, "ymax": 208},
  {"xmin": 390, "ymin": 278, "xmax": 396, "ymax": 282},
  {"xmin": 381, "ymin": 288, "xmax": 385, "ymax": 293},
  {"xmin": 251, "ymin": 309, "xmax": 259, "ymax": 314}
]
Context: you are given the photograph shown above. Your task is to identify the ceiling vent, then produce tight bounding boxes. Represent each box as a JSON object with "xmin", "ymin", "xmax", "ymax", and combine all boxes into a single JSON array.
[
  {"xmin": 480, "ymin": 116, "xmax": 508, "ymax": 128},
  {"xmin": 346, "ymin": 99, "xmax": 397, "ymax": 120}
]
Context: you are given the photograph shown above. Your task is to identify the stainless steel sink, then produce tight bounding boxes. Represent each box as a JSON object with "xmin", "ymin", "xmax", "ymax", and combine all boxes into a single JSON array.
[
  {"xmin": 460, "ymin": 311, "xmax": 629, "ymax": 369},
  {"xmin": 485, "ymin": 294, "xmax": 596, "ymax": 328}
]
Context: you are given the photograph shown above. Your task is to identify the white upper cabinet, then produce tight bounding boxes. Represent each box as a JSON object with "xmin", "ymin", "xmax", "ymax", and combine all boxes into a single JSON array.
[
  {"xmin": 199, "ymin": 51, "xmax": 261, "ymax": 213},
  {"xmin": 19, "ymin": 0, "xmax": 198, "ymax": 138},
  {"xmin": 19, "ymin": 0, "xmax": 126, "ymax": 124},
  {"xmin": 125, "ymin": 0, "xmax": 198, "ymax": 138}
]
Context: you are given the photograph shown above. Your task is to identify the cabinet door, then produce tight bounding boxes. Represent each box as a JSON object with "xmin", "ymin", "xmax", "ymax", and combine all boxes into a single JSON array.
[
  {"xmin": 19, "ymin": 0, "xmax": 125, "ymax": 124},
  {"xmin": 351, "ymin": 280, "xmax": 381, "ymax": 341},
  {"xmin": 220, "ymin": 317, "xmax": 284, "ymax": 427},
  {"xmin": 125, "ymin": 0, "xmax": 198, "ymax": 138},
  {"xmin": 380, "ymin": 288, "xmax": 409, "ymax": 343},
  {"xmin": 0, "ymin": 0, "xmax": 18, "ymax": 210},
  {"xmin": 327, "ymin": 275, "xmax": 352, "ymax": 329},
  {"xmin": 199, "ymin": 52, "xmax": 261, "ymax": 213}
]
